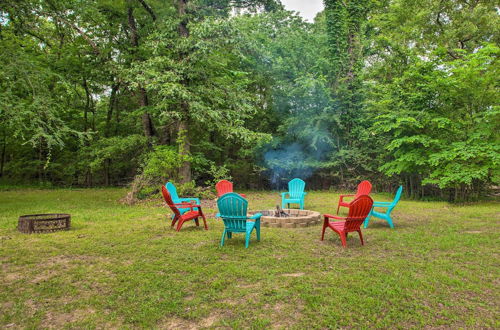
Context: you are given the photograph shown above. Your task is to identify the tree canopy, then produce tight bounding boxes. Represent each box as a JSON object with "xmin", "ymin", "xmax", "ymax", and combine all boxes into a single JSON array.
[{"xmin": 0, "ymin": 0, "xmax": 498, "ymax": 201}]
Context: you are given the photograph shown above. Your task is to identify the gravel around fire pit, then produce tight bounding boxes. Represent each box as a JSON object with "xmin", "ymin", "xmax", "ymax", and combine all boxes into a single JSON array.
[{"xmin": 249, "ymin": 209, "xmax": 321, "ymax": 228}]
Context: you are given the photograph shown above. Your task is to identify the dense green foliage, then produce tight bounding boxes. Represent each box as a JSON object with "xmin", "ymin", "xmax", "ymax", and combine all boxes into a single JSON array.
[{"xmin": 0, "ymin": 0, "xmax": 498, "ymax": 201}]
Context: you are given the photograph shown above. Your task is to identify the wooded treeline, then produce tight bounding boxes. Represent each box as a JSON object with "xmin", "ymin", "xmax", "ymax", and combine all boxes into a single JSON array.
[{"xmin": 0, "ymin": 0, "xmax": 498, "ymax": 201}]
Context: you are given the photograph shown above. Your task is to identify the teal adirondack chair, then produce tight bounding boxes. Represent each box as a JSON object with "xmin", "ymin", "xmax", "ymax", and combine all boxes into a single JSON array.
[
  {"xmin": 281, "ymin": 178, "xmax": 307, "ymax": 210},
  {"xmin": 364, "ymin": 186, "xmax": 403, "ymax": 229},
  {"xmin": 165, "ymin": 182, "xmax": 200, "ymax": 217},
  {"xmin": 217, "ymin": 193, "xmax": 261, "ymax": 248}
]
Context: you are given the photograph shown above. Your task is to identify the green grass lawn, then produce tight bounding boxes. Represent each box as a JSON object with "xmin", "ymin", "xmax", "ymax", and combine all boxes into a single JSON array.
[{"xmin": 0, "ymin": 189, "xmax": 498, "ymax": 328}]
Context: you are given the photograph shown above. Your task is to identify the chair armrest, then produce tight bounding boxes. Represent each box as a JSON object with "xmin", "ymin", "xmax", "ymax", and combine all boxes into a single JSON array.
[
  {"xmin": 373, "ymin": 202, "xmax": 391, "ymax": 207},
  {"xmin": 303, "ymin": 192, "xmax": 307, "ymax": 196},
  {"xmin": 239, "ymin": 193, "xmax": 247, "ymax": 198},
  {"xmin": 173, "ymin": 203, "xmax": 192, "ymax": 207},
  {"xmin": 324, "ymin": 214, "xmax": 346, "ymax": 221},
  {"xmin": 248, "ymin": 213, "xmax": 262, "ymax": 221},
  {"xmin": 173, "ymin": 203, "xmax": 200, "ymax": 211},
  {"xmin": 179, "ymin": 197, "xmax": 200, "ymax": 204},
  {"xmin": 280, "ymin": 192, "xmax": 289, "ymax": 197},
  {"xmin": 339, "ymin": 194, "xmax": 355, "ymax": 202}
]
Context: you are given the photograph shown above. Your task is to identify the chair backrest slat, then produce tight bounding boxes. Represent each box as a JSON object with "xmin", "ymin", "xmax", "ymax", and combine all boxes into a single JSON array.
[
  {"xmin": 288, "ymin": 178, "xmax": 305, "ymax": 198},
  {"xmin": 345, "ymin": 195, "xmax": 373, "ymax": 231},
  {"xmin": 216, "ymin": 180, "xmax": 234, "ymax": 197},
  {"xmin": 162, "ymin": 186, "xmax": 181, "ymax": 218},
  {"xmin": 355, "ymin": 180, "xmax": 372, "ymax": 198},
  {"xmin": 388, "ymin": 186, "xmax": 403, "ymax": 211},
  {"xmin": 217, "ymin": 193, "xmax": 248, "ymax": 231},
  {"xmin": 166, "ymin": 182, "xmax": 180, "ymax": 202}
]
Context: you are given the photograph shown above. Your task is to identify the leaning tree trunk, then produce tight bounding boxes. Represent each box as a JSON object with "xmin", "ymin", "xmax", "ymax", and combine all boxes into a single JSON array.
[{"xmin": 177, "ymin": 0, "xmax": 191, "ymax": 183}]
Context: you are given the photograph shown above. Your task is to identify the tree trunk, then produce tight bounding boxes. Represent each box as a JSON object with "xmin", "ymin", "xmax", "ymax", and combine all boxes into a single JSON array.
[
  {"xmin": 0, "ymin": 130, "xmax": 6, "ymax": 178},
  {"xmin": 83, "ymin": 78, "xmax": 89, "ymax": 133},
  {"xmin": 105, "ymin": 158, "xmax": 111, "ymax": 186},
  {"xmin": 128, "ymin": 4, "xmax": 155, "ymax": 139},
  {"xmin": 178, "ymin": 119, "xmax": 191, "ymax": 183},
  {"xmin": 38, "ymin": 137, "xmax": 44, "ymax": 182},
  {"xmin": 177, "ymin": 0, "xmax": 191, "ymax": 183},
  {"xmin": 105, "ymin": 83, "xmax": 119, "ymax": 137},
  {"xmin": 139, "ymin": 87, "xmax": 155, "ymax": 138},
  {"xmin": 178, "ymin": 0, "xmax": 189, "ymax": 38}
]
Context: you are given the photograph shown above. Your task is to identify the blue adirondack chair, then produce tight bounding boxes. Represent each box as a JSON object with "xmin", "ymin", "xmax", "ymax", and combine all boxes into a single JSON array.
[
  {"xmin": 217, "ymin": 193, "xmax": 261, "ymax": 248},
  {"xmin": 165, "ymin": 182, "xmax": 200, "ymax": 217},
  {"xmin": 281, "ymin": 178, "xmax": 307, "ymax": 210},
  {"xmin": 364, "ymin": 186, "xmax": 403, "ymax": 229}
]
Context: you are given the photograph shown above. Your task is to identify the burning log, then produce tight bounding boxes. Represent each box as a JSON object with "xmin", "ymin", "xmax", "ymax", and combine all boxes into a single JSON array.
[{"xmin": 275, "ymin": 205, "xmax": 289, "ymax": 217}]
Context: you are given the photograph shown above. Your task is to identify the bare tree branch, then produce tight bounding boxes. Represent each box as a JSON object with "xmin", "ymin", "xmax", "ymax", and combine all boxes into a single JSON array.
[{"xmin": 136, "ymin": 0, "xmax": 156, "ymax": 21}]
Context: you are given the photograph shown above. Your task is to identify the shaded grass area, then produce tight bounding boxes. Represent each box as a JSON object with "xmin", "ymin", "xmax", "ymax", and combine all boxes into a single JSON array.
[{"xmin": 0, "ymin": 189, "xmax": 499, "ymax": 328}]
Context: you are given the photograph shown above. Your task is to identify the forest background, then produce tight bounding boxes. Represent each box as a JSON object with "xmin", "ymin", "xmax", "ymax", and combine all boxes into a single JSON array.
[{"xmin": 0, "ymin": 0, "xmax": 498, "ymax": 202}]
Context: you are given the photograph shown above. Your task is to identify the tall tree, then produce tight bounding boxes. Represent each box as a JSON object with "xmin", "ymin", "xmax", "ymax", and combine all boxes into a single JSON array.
[{"xmin": 322, "ymin": 0, "xmax": 374, "ymax": 184}]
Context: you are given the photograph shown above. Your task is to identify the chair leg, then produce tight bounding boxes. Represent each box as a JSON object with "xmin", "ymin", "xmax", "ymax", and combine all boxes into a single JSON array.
[
  {"xmin": 336, "ymin": 203, "xmax": 340, "ymax": 215},
  {"xmin": 321, "ymin": 217, "xmax": 328, "ymax": 241},
  {"xmin": 195, "ymin": 218, "xmax": 199, "ymax": 226},
  {"xmin": 339, "ymin": 232, "xmax": 347, "ymax": 247},
  {"xmin": 227, "ymin": 232, "xmax": 232, "ymax": 239},
  {"xmin": 220, "ymin": 229, "xmax": 226, "ymax": 246},
  {"xmin": 171, "ymin": 215, "xmax": 178, "ymax": 227},
  {"xmin": 357, "ymin": 230, "xmax": 364, "ymax": 245},
  {"xmin": 386, "ymin": 215, "xmax": 394, "ymax": 229},
  {"xmin": 364, "ymin": 210, "xmax": 372, "ymax": 229},
  {"xmin": 199, "ymin": 210, "xmax": 208, "ymax": 230},
  {"xmin": 245, "ymin": 231, "xmax": 251, "ymax": 248},
  {"xmin": 256, "ymin": 221, "xmax": 261, "ymax": 241},
  {"xmin": 176, "ymin": 219, "xmax": 185, "ymax": 232}
]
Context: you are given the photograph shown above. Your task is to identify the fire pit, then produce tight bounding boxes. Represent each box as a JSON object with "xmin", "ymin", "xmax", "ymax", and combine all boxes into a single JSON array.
[
  {"xmin": 18, "ymin": 214, "xmax": 71, "ymax": 234},
  {"xmin": 250, "ymin": 206, "xmax": 321, "ymax": 228}
]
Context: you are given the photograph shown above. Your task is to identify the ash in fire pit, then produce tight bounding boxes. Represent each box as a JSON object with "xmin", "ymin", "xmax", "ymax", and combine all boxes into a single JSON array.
[{"xmin": 274, "ymin": 205, "xmax": 289, "ymax": 217}]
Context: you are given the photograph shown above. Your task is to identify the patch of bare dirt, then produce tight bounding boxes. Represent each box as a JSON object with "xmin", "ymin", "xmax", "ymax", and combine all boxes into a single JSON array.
[
  {"xmin": 281, "ymin": 272, "xmax": 305, "ymax": 277},
  {"xmin": 199, "ymin": 315, "xmax": 218, "ymax": 328},
  {"xmin": 158, "ymin": 313, "xmax": 227, "ymax": 330},
  {"xmin": 41, "ymin": 308, "xmax": 96, "ymax": 328},
  {"xmin": 222, "ymin": 291, "xmax": 259, "ymax": 306},
  {"xmin": 262, "ymin": 300, "xmax": 305, "ymax": 329},
  {"xmin": 2, "ymin": 301, "xmax": 14, "ymax": 311},
  {"xmin": 44, "ymin": 255, "xmax": 112, "ymax": 266},
  {"xmin": 31, "ymin": 271, "xmax": 55, "ymax": 284},
  {"xmin": 235, "ymin": 283, "xmax": 260, "ymax": 289},
  {"xmin": 2, "ymin": 272, "xmax": 23, "ymax": 284}
]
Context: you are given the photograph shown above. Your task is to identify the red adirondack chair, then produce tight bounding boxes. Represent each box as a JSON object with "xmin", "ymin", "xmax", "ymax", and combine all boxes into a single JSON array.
[
  {"xmin": 337, "ymin": 180, "xmax": 372, "ymax": 214},
  {"xmin": 161, "ymin": 186, "xmax": 207, "ymax": 232},
  {"xmin": 322, "ymin": 195, "xmax": 373, "ymax": 247},
  {"xmin": 215, "ymin": 180, "xmax": 246, "ymax": 198}
]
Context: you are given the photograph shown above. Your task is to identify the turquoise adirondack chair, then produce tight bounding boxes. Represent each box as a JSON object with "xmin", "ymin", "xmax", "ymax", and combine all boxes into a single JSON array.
[
  {"xmin": 281, "ymin": 178, "xmax": 307, "ymax": 210},
  {"xmin": 165, "ymin": 182, "xmax": 200, "ymax": 217},
  {"xmin": 364, "ymin": 186, "xmax": 403, "ymax": 229},
  {"xmin": 217, "ymin": 193, "xmax": 261, "ymax": 248}
]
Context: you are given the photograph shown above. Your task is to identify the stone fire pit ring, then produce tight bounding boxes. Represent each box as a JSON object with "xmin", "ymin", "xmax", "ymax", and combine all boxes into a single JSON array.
[{"xmin": 249, "ymin": 209, "xmax": 321, "ymax": 228}]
